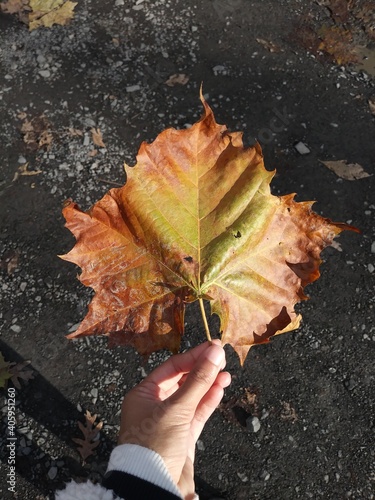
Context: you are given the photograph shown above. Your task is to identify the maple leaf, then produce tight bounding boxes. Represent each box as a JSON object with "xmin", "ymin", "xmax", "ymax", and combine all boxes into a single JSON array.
[
  {"xmin": 73, "ymin": 410, "xmax": 103, "ymax": 463},
  {"xmin": 29, "ymin": 0, "xmax": 77, "ymax": 30},
  {"xmin": 61, "ymin": 95, "xmax": 358, "ymax": 364}
]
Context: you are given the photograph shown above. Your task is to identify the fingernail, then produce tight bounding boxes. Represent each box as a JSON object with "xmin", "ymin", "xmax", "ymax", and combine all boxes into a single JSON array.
[{"xmin": 206, "ymin": 345, "xmax": 225, "ymax": 366}]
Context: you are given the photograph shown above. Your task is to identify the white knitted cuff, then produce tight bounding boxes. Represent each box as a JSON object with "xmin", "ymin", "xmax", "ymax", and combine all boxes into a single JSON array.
[{"xmin": 106, "ymin": 444, "xmax": 183, "ymax": 498}]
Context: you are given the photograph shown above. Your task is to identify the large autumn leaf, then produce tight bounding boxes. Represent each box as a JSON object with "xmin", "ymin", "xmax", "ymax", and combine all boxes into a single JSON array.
[{"xmin": 61, "ymin": 96, "xmax": 357, "ymax": 363}]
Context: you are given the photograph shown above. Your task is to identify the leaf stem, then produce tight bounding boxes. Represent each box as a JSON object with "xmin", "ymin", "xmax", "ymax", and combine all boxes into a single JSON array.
[{"xmin": 198, "ymin": 297, "xmax": 212, "ymax": 342}]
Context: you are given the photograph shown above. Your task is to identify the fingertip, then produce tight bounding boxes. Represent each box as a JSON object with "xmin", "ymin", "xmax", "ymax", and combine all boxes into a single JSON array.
[{"xmin": 205, "ymin": 344, "xmax": 225, "ymax": 366}]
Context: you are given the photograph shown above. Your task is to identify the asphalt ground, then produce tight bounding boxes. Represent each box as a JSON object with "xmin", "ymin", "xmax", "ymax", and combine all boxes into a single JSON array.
[{"xmin": 0, "ymin": 1, "xmax": 374, "ymax": 498}]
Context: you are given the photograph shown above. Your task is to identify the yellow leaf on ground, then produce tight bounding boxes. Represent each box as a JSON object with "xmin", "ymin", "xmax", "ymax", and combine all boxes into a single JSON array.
[
  {"xmin": 320, "ymin": 160, "xmax": 372, "ymax": 180},
  {"xmin": 29, "ymin": 0, "xmax": 77, "ymax": 30}
]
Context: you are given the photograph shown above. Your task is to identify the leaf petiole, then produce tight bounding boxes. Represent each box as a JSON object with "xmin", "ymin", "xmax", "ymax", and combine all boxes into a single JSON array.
[{"xmin": 198, "ymin": 297, "xmax": 212, "ymax": 342}]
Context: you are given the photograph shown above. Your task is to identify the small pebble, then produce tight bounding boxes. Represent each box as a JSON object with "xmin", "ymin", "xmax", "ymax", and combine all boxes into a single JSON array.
[
  {"xmin": 294, "ymin": 141, "xmax": 310, "ymax": 155},
  {"xmin": 368, "ymin": 263, "xmax": 374, "ymax": 273},
  {"xmin": 10, "ymin": 324, "xmax": 21, "ymax": 333},
  {"xmin": 237, "ymin": 472, "xmax": 248, "ymax": 482},
  {"xmin": 246, "ymin": 416, "xmax": 261, "ymax": 432},
  {"xmin": 39, "ymin": 70, "xmax": 51, "ymax": 78},
  {"xmin": 48, "ymin": 466, "xmax": 58, "ymax": 480},
  {"xmin": 126, "ymin": 84, "xmax": 141, "ymax": 92},
  {"xmin": 197, "ymin": 440, "xmax": 205, "ymax": 451}
]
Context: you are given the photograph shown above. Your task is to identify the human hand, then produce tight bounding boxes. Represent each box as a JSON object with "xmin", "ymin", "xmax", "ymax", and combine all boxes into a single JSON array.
[{"xmin": 118, "ymin": 340, "xmax": 231, "ymax": 499}]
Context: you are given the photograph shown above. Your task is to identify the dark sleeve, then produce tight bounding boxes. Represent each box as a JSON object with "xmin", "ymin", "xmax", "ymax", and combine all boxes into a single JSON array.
[{"xmin": 102, "ymin": 470, "xmax": 182, "ymax": 500}]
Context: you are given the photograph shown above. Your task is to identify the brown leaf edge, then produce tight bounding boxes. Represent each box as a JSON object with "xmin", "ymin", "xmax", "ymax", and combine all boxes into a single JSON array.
[{"xmin": 72, "ymin": 410, "xmax": 103, "ymax": 463}]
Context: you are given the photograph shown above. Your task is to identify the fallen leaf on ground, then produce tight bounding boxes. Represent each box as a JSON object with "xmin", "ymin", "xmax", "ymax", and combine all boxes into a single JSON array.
[
  {"xmin": 318, "ymin": 0, "xmax": 350, "ymax": 23},
  {"xmin": 256, "ymin": 38, "xmax": 283, "ymax": 52},
  {"xmin": 353, "ymin": 1, "xmax": 375, "ymax": 40},
  {"xmin": 165, "ymin": 74, "xmax": 189, "ymax": 86},
  {"xmin": 368, "ymin": 98, "xmax": 375, "ymax": 116},
  {"xmin": 29, "ymin": 0, "xmax": 77, "ymax": 30},
  {"xmin": 6, "ymin": 253, "xmax": 19, "ymax": 275},
  {"xmin": 318, "ymin": 25, "xmax": 358, "ymax": 65},
  {"xmin": 61, "ymin": 94, "xmax": 358, "ymax": 364},
  {"xmin": 219, "ymin": 387, "xmax": 260, "ymax": 427},
  {"xmin": 12, "ymin": 163, "xmax": 42, "ymax": 182},
  {"xmin": 0, "ymin": 249, "xmax": 20, "ymax": 275},
  {"xmin": 0, "ymin": 0, "xmax": 30, "ymax": 23},
  {"xmin": 91, "ymin": 128, "xmax": 106, "ymax": 148},
  {"xmin": 320, "ymin": 159, "xmax": 372, "ymax": 180},
  {"xmin": 0, "ymin": 353, "xmax": 13, "ymax": 389},
  {"xmin": 21, "ymin": 115, "xmax": 53, "ymax": 151},
  {"xmin": 73, "ymin": 410, "xmax": 103, "ymax": 462},
  {"xmin": 68, "ymin": 127, "xmax": 83, "ymax": 137},
  {"xmin": 0, "ymin": 0, "xmax": 77, "ymax": 29},
  {"xmin": 280, "ymin": 401, "xmax": 298, "ymax": 423}
]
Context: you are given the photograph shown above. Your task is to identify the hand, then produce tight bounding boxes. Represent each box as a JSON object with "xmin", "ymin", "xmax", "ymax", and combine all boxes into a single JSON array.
[{"xmin": 118, "ymin": 340, "xmax": 231, "ymax": 499}]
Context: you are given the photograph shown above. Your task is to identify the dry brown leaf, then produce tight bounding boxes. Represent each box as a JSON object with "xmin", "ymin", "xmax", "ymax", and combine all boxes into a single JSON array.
[
  {"xmin": 325, "ymin": 0, "xmax": 350, "ymax": 23},
  {"xmin": 353, "ymin": 1, "xmax": 375, "ymax": 40},
  {"xmin": 0, "ymin": 0, "xmax": 30, "ymax": 23},
  {"xmin": 9, "ymin": 360, "xmax": 34, "ymax": 390},
  {"xmin": 20, "ymin": 115, "xmax": 53, "ymax": 151},
  {"xmin": 165, "ymin": 74, "xmax": 190, "ymax": 87},
  {"xmin": 91, "ymin": 128, "xmax": 106, "ymax": 148},
  {"xmin": 73, "ymin": 410, "xmax": 103, "ymax": 462},
  {"xmin": 219, "ymin": 387, "xmax": 260, "ymax": 427},
  {"xmin": 320, "ymin": 159, "xmax": 372, "ymax": 180},
  {"xmin": 318, "ymin": 25, "xmax": 358, "ymax": 65},
  {"xmin": 7, "ymin": 252, "xmax": 20, "ymax": 275},
  {"xmin": 280, "ymin": 401, "xmax": 298, "ymax": 423},
  {"xmin": 68, "ymin": 127, "xmax": 83, "ymax": 137},
  {"xmin": 0, "ymin": 249, "xmax": 20, "ymax": 275},
  {"xmin": 12, "ymin": 163, "xmax": 42, "ymax": 182},
  {"xmin": 88, "ymin": 149, "xmax": 98, "ymax": 157},
  {"xmin": 368, "ymin": 98, "xmax": 375, "ymax": 116},
  {"xmin": 256, "ymin": 38, "xmax": 283, "ymax": 53}
]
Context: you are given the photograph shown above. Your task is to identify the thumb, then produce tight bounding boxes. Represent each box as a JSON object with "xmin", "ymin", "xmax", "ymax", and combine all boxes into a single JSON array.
[{"xmin": 170, "ymin": 343, "xmax": 225, "ymax": 411}]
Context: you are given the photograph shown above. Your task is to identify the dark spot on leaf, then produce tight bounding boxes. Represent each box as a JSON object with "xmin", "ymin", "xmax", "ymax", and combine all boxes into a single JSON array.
[
  {"xmin": 184, "ymin": 256, "xmax": 193, "ymax": 263},
  {"xmin": 287, "ymin": 207, "xmax": 291, "ymax": 212},
  {"xmin": 234, "ymin": 231, "xmax": 241, "ymax": 238}
]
